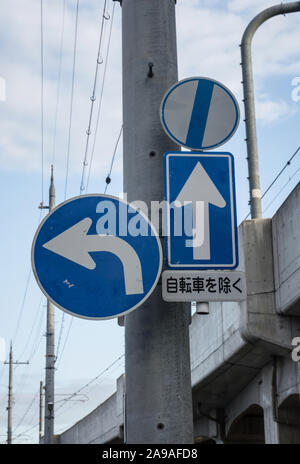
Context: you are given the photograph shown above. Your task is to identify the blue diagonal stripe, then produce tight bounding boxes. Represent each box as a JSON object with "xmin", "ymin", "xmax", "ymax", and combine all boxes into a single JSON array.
[{"xmin": 186, "ymin": 80, "xmax": 214, "ymax": 149}]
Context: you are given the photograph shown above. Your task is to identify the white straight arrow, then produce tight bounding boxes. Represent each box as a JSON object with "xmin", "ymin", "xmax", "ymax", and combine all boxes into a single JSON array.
[
  {"xmin": 42, "ymin": 217, "xmax": 144, "ymax": 295},
  {"xmin": 175, "ymin": 162, "xmax": 226, "ymax": 260}
]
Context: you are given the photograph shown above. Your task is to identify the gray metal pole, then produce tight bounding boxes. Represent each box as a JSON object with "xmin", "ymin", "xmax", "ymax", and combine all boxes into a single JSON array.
[
  {"xmin": 7, "ymin": 343, "xmax": 12, "ymax": 445},
  {"xmin": 44, "ymin": 166, "xmax": 55, "ymax": 444},
  {"xmin": 122, "ymin": 0, "xmax": 193, "ymax": 444},
  {"xmin": 241, "ymin": 1, "xmax": 300, "ymax": 219}
]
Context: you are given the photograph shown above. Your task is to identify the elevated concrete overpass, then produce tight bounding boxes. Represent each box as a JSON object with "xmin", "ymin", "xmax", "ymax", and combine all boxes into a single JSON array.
[{"xmin": 58, "ymin": 180, "xmax": 300, "ymax": 444}]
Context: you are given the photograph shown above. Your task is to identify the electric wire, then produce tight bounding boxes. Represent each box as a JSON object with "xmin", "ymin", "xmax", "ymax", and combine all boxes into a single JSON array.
[
  {"xmin": 104, "ymin": 124, "xmax": 123, "ymax": 194},
  {"xmin": 16, "ymin": 296, "xmax": 43, "ymax": 362},
  {"xmin": 40, "ymin": 0, "xmax": 44, "ymax": 205},
  {"xmin": 12, "ymin": 422, "xmax": 40, "ymax": 443},
  {"xmin": 55, "ymin": 316, "xmax": 74, "ymax": 370},
  {"xmin": 261, "ymin": 144, "xmax": 300, "ymax": 202},
  {"xmin": 56, "ymin": 0, "xmax": 111, "ymax": 366},
  {"xmin": 263, "ymin": 163, "xmax": 300, "ymax": 214},
  {"xmin": 13, "ymin": 390, "xmax": 39, "ymax": 435},
  {"xmin": 13, "ymin": 301, "xmax": 45, "ymax": 398},
  {"xmin": 56, "ymin": 0, "xmax": 80, "ymax": 361},
  {"xmin": 64, "ymin": 0, "xmax": 80, "ymax": 200},
  {"xmin": 54, "ymin": 356, "xmax": 124, "ymax": 425},
  {"xmin": 11, "ymin": 208, "xmax": 43, "ymax": 359},
  {"xmin": 86, "ymin": 1, "xmax": 116, "ymax": 192},
  {"xmin": 12, "ymin": 270, "xmax": 32, "ymax": 347},
  {"xmin": 243, "ymin": 144, "xmax": 300, "ymax": 220},
  {"xmin": 55, "ymin": 312, "xmax": 65, "ymax": 361},
  {"xmin": 0, "ymin": 210, "xmax": 42, "ymax": 410},
  {"xmin": 79, "ymin": 0, "xmax": 109, "ymax": 195},
  {"xmin": 52, "ymin": 0, "xmax": 66, "ymax": 165},
  {"xmin": 7, "ymin": 1, "xmax": 121, "ymax": 442},
  {"xmin": 55, "ymin": 353, "xmax": 124, "ymax": 413}
]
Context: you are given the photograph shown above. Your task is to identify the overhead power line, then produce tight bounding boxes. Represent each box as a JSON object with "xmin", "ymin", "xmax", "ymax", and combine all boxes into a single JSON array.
[
  {"xmin": 16, "ymin": 296, "xmax": 43, "ymax": 361},
  {"xmin": 52, "ymin": 0, "xmax": 66, "ymax": 166},
  {"xmin": 13, "ymin": 390, "xmax": 39, "ymax": 436},
  {"xmin": 64, "ymin": 0, "xmax": 80, "ymax": 200},
  {"xmin": 263, "ymin": 162, "xmax": 300, "ymax": 214},
  {"xmin": 12, "ymin": 270, "xmax": 32, "ymax": 345},
  {"xmin": 104, "ymin": 124, "xmax": 123, "ymax": 194},
  {"xmin": 80, "ymin": 0, "xmax": 110, "ymax": 195},
  {"xmin": 243, "ymin": 144, "xmax": 300, "ymax": 220},
  {"xmin": 56, "ymin": 0, "xmax": 80, "ymax": 363},
  {"xmin": 86, "ymin": 1, "xmax": 116, "ymax": 192},
  {"xmin": 55, "ymin": 316, "xmax": 74, "ymax": 369},
  {"xmin": 40, "ymin": 0, "xmax": 44, "ymax": 205},
  {"xmin": 56, "ymin": 0, "xmax": 113, "ymax": 367},
  {"xmin": 55, "ymin": 354, "xmax": 124, "ymax": 413}
]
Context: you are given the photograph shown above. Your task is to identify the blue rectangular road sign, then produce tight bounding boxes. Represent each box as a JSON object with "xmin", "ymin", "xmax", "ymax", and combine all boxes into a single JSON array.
[{"xmin": 164, "ymin": 152, "xmax": 238, "ymax": 269}]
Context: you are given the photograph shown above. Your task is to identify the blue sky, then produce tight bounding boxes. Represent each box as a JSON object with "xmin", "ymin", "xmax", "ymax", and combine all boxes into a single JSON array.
[{"xmin": 0, "ymin": 0, "xmax": 300, "ymax": 443}]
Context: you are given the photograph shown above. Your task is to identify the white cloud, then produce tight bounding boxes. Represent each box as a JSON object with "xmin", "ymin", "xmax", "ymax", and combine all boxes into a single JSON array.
[
  {"xmin": 0, "ymin": 0, "xmax": 123, "ymax": 179},
  {"xmin": 256, "ymin": 97, "xmax": 290, "ymax": 123},
  {"xmin": 0, "ymin": 0, "xmax": 300, "ymax": 174},
  {"xmin": 176, "ymin": 0, "xmax": 300, "ymax": 130},
  {"xmin": 228, "ymin": 0, "xmax": 276, "ymax": 13}
]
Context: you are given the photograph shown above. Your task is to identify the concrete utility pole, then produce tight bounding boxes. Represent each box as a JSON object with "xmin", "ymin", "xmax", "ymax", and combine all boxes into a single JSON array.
[
  {"xmin": 40, "ymin": 166, "xmax": 56, "ymax": 444},
  {"xmin": 4, "ymin": 342, "xmax": 29, "ymax": 444},
  {"xmin": 39, "ymin": 381, "xmax": 43, "ymax": 441},
  {"xmin": 6, "ymin": 344, "xmax": 13, "ymax": 445},
  {"xmin": 122, "ymin": 0, "xmax": 194, "ymax": 443},
  {"xmin": 241, "ymin": 1, "xmax": 300, "ymax": 219}
]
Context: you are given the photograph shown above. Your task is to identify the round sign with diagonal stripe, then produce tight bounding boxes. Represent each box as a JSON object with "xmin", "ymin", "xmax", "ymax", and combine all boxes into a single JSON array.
[
  {"xmin": 31, "ymin": 194, "xmax": 162, "ymax": 320},
  {"xmin": 160, "ymin": 77, "xmax": 240, "ymax": 151}
]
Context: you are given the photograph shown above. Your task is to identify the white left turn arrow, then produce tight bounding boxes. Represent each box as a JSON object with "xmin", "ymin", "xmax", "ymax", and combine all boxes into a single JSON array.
[
  {"xmin": 175, "ymin": 162, "xmax": 226, "ymax": 260},
  {"xmin": 42, "ymin": 217, "xmax": 144, "ymax": 295}
]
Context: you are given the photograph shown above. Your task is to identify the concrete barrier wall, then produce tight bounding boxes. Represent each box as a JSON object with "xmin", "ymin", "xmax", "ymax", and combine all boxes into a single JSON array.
[
  {"xmin": 273, "ymin": 180, "xmax": 300, "ymax": 315},
  {"xmin": 59, "ymin": 375, "xmax": 125, "ymax": 444}
]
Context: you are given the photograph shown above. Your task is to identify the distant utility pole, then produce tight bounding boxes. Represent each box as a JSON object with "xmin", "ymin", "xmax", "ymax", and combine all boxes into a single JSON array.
[
  {"xmin": 39, "ymin": 166, "xmax": 56, "ymax": 444},
  {"xmin": 39, "ymin": 381, "xmax": 43, "ymax": 441},
  {"xmin": 122, "ymin": 0, "xmax": 193, "ymax": 443},
  {"xmin": 4, "ymin": 342, "xmax": 29, "ymax": 444}
]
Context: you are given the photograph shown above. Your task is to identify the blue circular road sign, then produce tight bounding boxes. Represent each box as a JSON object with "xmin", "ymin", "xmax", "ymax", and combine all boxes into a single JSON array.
[
  {"xmin": 160, "ymin": 77, "xmax": 240, "ymax": 151},
  {"xmin": 32, "ymin": 194, "xmax": 162, "ymax": 320}
]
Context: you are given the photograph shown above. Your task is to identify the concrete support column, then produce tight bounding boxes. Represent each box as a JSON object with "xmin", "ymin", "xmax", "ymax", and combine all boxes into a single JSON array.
[
  {"xmin": 262, "ymin": 364, "xmax": 280, "ymax": 444},
  {"xmin": 263, "ymin": 406, "xmax": 280, "ymax": 444}
]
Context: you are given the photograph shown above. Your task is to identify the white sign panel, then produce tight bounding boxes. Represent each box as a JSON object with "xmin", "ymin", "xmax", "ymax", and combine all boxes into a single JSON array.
[{"xmin": 162, "ymin": 270, "xmax": 246, "ymax": 302}]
